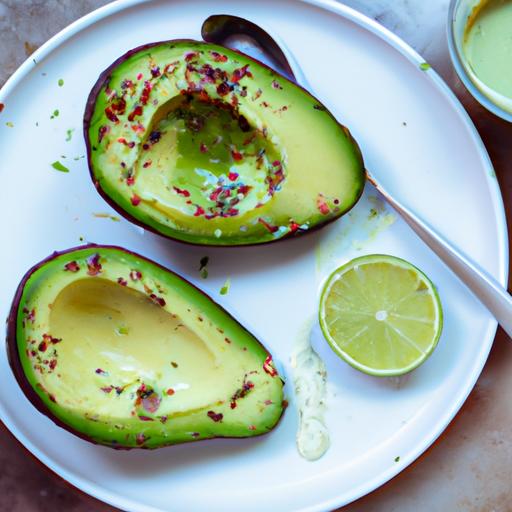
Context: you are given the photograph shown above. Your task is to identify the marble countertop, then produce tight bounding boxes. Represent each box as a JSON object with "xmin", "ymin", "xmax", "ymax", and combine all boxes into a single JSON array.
[{"xmin": 1, "ymin": 1, "xmax": 511, "ymax": 511}]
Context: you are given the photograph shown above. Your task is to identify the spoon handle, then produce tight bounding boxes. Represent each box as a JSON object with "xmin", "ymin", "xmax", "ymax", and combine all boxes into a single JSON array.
[{"xmin": 372, "ymin": 175, "xmax": 512, "ymax": 338}]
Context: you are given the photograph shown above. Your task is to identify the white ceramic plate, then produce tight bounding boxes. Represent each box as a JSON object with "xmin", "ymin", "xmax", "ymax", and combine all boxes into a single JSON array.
[{"xmin": 0, "ymin": 1, "xmax": 507, "ymax": 511}]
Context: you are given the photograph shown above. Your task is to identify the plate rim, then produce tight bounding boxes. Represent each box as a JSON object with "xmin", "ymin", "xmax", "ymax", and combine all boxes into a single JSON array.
[{"xmin": 0, "ymin": 0, "xmax": 508, "ymax": 511}]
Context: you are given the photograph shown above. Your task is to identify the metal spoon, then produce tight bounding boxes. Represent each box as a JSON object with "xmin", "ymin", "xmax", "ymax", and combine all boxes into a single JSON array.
[{"xmin": 202, "ymin": 14, "xmax": 512, "ymax": 339}]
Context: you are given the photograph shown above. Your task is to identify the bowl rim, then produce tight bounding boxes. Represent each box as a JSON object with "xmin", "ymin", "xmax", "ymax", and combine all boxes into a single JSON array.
[{"xmin": 447, "ymin": 0, "xmax": 512, "ymax": 122}]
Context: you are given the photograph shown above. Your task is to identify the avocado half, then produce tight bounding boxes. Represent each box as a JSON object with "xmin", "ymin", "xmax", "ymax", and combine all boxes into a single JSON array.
[
  {"xmin": 6, "ymin": 245, "xmax": 284, "ymax": 448},
  {"xmin": 84, "ymin": 40, "xmax": 365, "ymax": 246}
]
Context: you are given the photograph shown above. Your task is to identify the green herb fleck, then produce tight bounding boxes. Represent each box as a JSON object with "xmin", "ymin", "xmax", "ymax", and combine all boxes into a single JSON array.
[
  {"xmin": 199, "ymin": 256, "xmax": 209, "ymax": 279},
  {"xmin": 50, "ymin": 109, "xmax": 59, "ymax": 119},
  {"xmin": 394, "ymin": 456, "xmax": 400, "ymax": 462},
  {"xmin": 369, "ymin": 208, "xmax": 378, "ymax": 219},
  {"xmin": 51, "ymin": 160, "xmax": 69, "ymax": 173},
  {"xmin": 5, "ymin": 121, "xmax": 14, "ymax": 128},
  {"xmin": 116, "ymin": 326, "xmax": 129, "ymax": 335},
  {"xmin": 93, "ymin": 212, "xmax": 120, "ymax": 222},
  {"xmin": 220, "ymin": 278, "xmax": 231, "ymax": 295},
  {"xmin": 419, "ymin": 62, "xmax": 431, "ymax": 71},
  {"xmin": 73, "ymin": 155, "xmax": 85, "ymax": 161},
  {"xmin": 65, "ymin": 128, "xmax": 74, "ymax": 141},
  {"xmin": 79, "ymin": 236, "xmax": 84, "ymax": 242},
  {"xmin": 58, "ymin": 78, "xmax": 64, "ymax": 87}
]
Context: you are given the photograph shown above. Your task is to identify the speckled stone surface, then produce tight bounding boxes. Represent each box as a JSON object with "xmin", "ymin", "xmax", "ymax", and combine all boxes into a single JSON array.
[{"xmin": 1, "ymin": 1, "xmax": 511, "ymax": 511}]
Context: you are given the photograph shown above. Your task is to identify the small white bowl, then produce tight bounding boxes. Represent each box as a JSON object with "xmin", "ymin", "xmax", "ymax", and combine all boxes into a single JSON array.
[{"xmin": 447, "ymin": 0, "xmax": 512, "ymax": 122}]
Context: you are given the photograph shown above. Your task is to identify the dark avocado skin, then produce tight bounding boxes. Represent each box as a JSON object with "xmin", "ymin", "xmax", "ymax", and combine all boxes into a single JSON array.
[
  {"xmin": 7, "ymin": 244, "xmax": 285, "ymax": 449},
  {"xmin": 84, "ymin": 40, "xmax": 365, "ymax": 247}
]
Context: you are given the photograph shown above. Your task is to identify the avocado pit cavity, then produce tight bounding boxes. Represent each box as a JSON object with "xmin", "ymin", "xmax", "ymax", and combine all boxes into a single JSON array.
[{"xmin": 133, "ymin": 93, "xmax": 285, "ymax": 220}]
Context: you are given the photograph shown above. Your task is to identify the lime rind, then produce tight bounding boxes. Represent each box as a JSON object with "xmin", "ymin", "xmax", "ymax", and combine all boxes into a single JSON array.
[{"xmin": 319, "ymin": 254, "xmax": 443, "ymax": 377}]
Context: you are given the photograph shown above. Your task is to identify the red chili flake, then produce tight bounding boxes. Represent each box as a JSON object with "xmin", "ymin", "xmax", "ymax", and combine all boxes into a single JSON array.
[
  {"xmin": 104, "ymin": 107, "xmax": 119, "ymax": 123},
  {"xmin": 159, "ymin": 416, "xmax": 168, "ymax": 424},
  {"xmin": 137, "ymin": 73, "xmax": 143, "ymax": 80},
  {"xmin": 317, "ymin": 195, "xmax": 330, "ymax": 215},
  {"xmin": 86, "ymin": 253, "xmax": 102, "ymax": 276},
  {"xmin": 185, "ymin": 51, "xmax": 199, "ymax": 62},
  {"xmin": 166, "ymin": 388, "xmax": 175, "ymax": 396},
  {"xmin": 282, "ymin": 399, "xmax": 289, "ymax": 409},
  {"xmin": 194, "ymin": 205, "xmax": 205, "ymax": 217},
  {"xmin": 142, "ymin": 160, "xmax": 152, "ymax": 168},
  {"xmin": 231, "ymin": 65, "xmax": 251, "ymax": 83},
  {"xmin": 238, "ymin": 184, "xmax": 251, "ymax": 196},
  {"xmin": 127, "ymin": 105, "xmax": 143, "ymax": 122},
  {"xmin": 98, "ymin": 125, "xmax": 109, "ymax": 143},
  {"xmin": 24, "ymin": 308, "xmax": 36, "ymax": 324},
  {"xmin": 264, "ymin": 399, "xmax": 273, "ymax": 406},
  {"xmin": 228, "ymin": 172, "xmax": 239, "ymax": 181},
  {"xmin": 191, "ymin": 432, "xmax": 200, "ymax": 438},
  {"xmin": 38, "ymin": 341, "xmax": 47, "ymax": 352},
  {"xmin": 100, "ymin": 386, "xmax": 113, "ymax": 394},
  {"xmin": 138, "ymin": 415, "xmax": 154, "ymax": 422},
  {"xmin": 253, "ymin": 88, "xmax": 262, "ymax": 100},
  {"xmin": 47, "ymin": 359, "xmax": 57, "ymax": 370},
  {"xmin": 126, "ymin": 175, "xmax": 135, "ymax": 186},
  {"xmin": 95, "ymin": 368, "xmax": 107, "ymax": 376},
  {"xmin": 131, "ymin": 194, "xmax": 141, "ymax": 206},
  {"xmin": 207, "ymin": 411, "xmax": 223, "ymax": 422},
  {"xmin": 150, "ymin": 66, "xmax": 161, "ymax": 78},
  {"xmin": 289, "ymin": 221, "xmax": 300, "ymax": 233},
  {"xmin": 140, "ymin": 81, "xmax": 153, "ymax": 106},
  {"xmin": 248, "ymin": 425, "xmax": 257, "ymax": 431},
  {"xmin": 230, "ymin": 402, "xmax": 237, "ymax": 409},
  {"xmin": 129, "ymin": 270, "xmax": 142, "ymax": 281},
  {"xmin": 42, "ymin": 333, "xmax": 61, "ymax": 345},
  {"xmin": 230, "ymin": 94, "xmax": 239, "ymax": 108},
  {"xmin": 263, "ymin": 355, "xmax": 278, "ymax": 377},
  {"xmin": 198, "ymin": 89, "xmax": 210, "ymax": 102},
  {"xmin": 231, "ymin": 150, "xmax": 243, "ymax": 162},
  {"xmin": 135, "ymin": 433, "xmax": 146, "ymax": 445},
  {"xmin": 117, "ymin": 277, "xmax": 128, "ymax": 286},
  {"xmin": 30, "ymin": 350, "xmax": 37, "ymax": 357},
  {"xmin": 121, "ymin": 79, "xmax": 133, "ymax": 90},
  {"xmin": 199, "ymin": 143, "xmax": 208, "ymax": 153},
  {"xmin": 64, "ymin": 261, "xmax": 80, "ymax": 272},
  {"xmin": 149, "ymin": 294, "xmax": 166, "ymax": 307},
  {"xmin": 210, "ymin": 51, "xmax": 228, "ymax": 62},
  {"xmin": 240, "ymin": 88, "xmax": 248, "ymax": 98},
  {"xmin": 0, "ymin": 103, "xmax": 4, "ymax": 113},
  {"xmin": 48, "ymin": 394, "xmax": 57, "ymax": 403},
  {"xmin": 110, "ymin": 97, "xmax": 126, "ymax": 114},
  {"xmin": 117, "ymin": 137, "xmax": 136, "ymax": 148},
  {"xmin": 271, "ymin": 80, "xmax": 283, "ymax": 90},
  {"xmin": 258, "ymin": 218, "xmax": 278, "ymax": 234},
  {"xmin": 333, "ymin": 198, "xmax": 340, "ymax": 205},
  {"xmin": 216, "ymin": 82, "xmax": 230, "ymax": 96},
  {"xmin": 131, "ymin": 123, "xmax": 145, "ymax": 134},
  {"xmin": 261, "ymin": 101, "xmax": 270, "ymax": 108}
]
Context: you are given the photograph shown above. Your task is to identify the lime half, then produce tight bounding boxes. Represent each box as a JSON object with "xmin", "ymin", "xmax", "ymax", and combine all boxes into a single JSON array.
[{"xmin": 319, "ymin": 254, "xmax": 443, "ymax": 376}]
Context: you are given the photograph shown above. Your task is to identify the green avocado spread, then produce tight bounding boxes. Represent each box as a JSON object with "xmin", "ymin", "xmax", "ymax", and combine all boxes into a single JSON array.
[{"xmin": 463, "ymin": 0, "xmax": 512, "ymax": 102}]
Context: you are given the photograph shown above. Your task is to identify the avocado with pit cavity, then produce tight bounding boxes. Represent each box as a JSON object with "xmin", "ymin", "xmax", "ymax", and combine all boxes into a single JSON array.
[
  {"xmin": 84, "ymin": 40, "xmax": 365, "ymax": 245},
  {"xmin": 7, "ymin": 245, "xmax": 284, "ymax": 448}
]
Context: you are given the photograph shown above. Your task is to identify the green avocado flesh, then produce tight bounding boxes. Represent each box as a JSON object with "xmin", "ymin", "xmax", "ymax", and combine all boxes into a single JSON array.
[
  {"xmin": 15, "ymin": 246, "xmax": 284, "ymax": 448},
  {"xmin": 86, "ymin": 40, "xmax": 365, "ymax": 245}
]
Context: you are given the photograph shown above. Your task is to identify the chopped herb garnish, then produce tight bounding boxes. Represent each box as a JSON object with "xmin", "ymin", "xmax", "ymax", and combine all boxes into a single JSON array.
[
  {"xmin": 51, "ymin": 160, "xmax": 69, "ymax": 173},
  {"xmin": 394, "ymin": 456, "xmax": 400, "ymax": 462},
  {"xmin": 420, "ymin": 62, "xmax": 431, "ymax": 71},
  {"xmin": 65, "ymin": 128, "xmax": 74, "ymax": 141},
  {"xmin": 93, "ymin": 212, "xmax": 121, "ymax": 222},
  {"xmin": 50, "ymin": 109, "xmax": 59, "ymax": 119},
  {"xmin": 5, "ymin": 121, "xmax": 13, "ymax": 128},
  {"xmin": 220, "ymin": 278, "xmax": 231, "ymax": 295},
  {"xmin": 58, "ymin": 78, "xmax": 64, "ymax": 87},
  {"xmin": 117, "ymin": 326, "xmax": 129, "ymax": 335}
]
